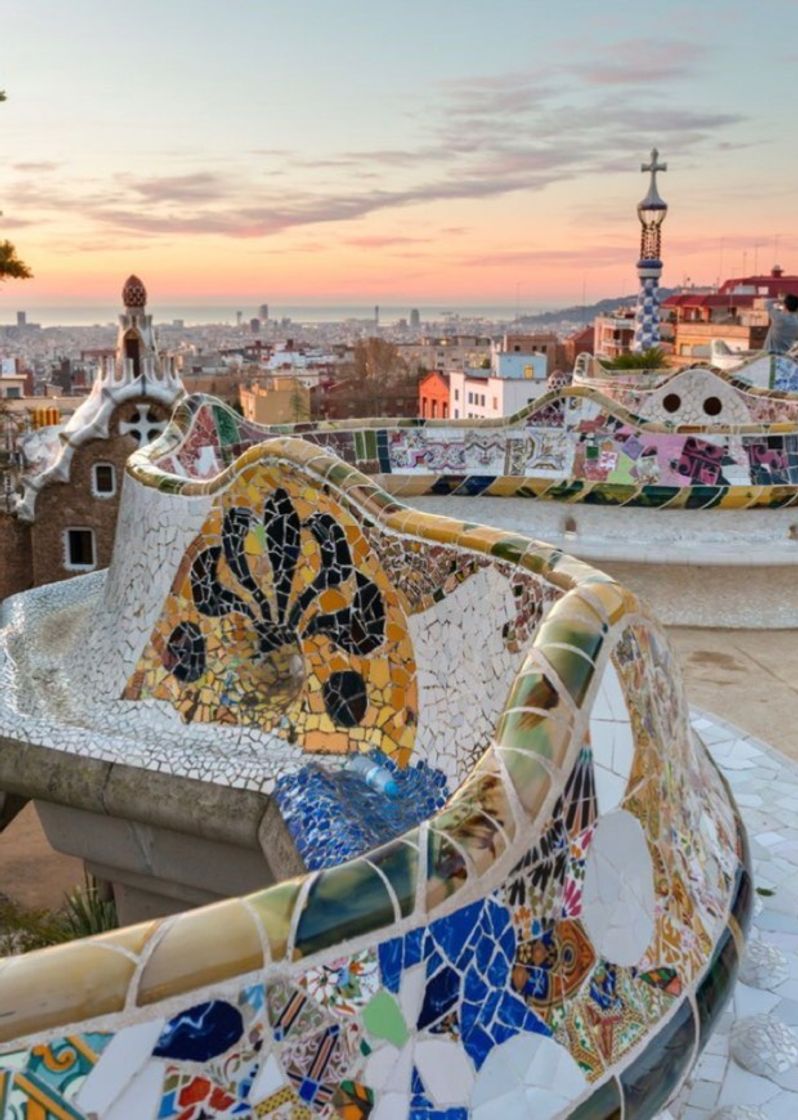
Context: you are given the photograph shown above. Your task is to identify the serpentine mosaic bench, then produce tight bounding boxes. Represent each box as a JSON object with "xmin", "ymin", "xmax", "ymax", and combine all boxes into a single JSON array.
[
  {"xmin": 0, "ymin": 408, "xmax": 752, "ymax": 1119},
  {"xmin": 161, "ymin": 374, "xmax": 798, "ymax": 510}
]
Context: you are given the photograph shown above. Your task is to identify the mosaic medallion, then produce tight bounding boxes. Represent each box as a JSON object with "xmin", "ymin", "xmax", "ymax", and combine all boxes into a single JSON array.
[{"xmin": 124, "ymin": 463, "xmax": 418, "ymax": 762}]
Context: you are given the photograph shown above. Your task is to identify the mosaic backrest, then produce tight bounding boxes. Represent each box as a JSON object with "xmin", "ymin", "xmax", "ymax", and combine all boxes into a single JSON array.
[
  {"xmin": 0, "ymin": 422, "xmax": 752, "ymax": 1120},
  {"xmin": 154, "ymin": 389, "xmax": 798, "ymax": 509},
  {"xmin": 573, "ymin": 356, "xmax": 798, "ymax": 424}
]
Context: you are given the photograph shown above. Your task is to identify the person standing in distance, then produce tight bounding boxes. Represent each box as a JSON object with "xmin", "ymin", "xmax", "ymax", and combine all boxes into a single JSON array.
[{"xmin": 765, "ymin": 293, "xmax": 798, "ymax": 354}]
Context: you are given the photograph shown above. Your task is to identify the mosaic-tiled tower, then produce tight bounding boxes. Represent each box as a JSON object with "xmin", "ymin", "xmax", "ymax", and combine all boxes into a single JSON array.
[{"xmin": 633, "ymin": 148, "xmax": 668, "ymax": 352}]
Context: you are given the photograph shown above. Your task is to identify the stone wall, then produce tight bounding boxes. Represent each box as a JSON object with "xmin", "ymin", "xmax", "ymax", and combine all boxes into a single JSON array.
[
  {"xmin": 0, "ymin": 512, "xmax": 32, "ymax": 600},
  {"xmin": 27, "ymin": 399, "xmax": 169, "ymax": 588},
  {"xmin": 29, "ymin": 435, "xmax": 133, "ymax": 587}
]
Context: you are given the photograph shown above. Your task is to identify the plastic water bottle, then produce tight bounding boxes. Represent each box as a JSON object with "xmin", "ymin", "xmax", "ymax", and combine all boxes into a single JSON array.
[{"xmin": 346, "ymin": 755, "xmax": 400, "ymax": 799}]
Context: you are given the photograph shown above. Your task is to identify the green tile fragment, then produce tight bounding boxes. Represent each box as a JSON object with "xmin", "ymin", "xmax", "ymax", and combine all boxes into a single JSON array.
[{"xmin": 363, "ymin": 989, "xmax": 409, "ymax": 1047}]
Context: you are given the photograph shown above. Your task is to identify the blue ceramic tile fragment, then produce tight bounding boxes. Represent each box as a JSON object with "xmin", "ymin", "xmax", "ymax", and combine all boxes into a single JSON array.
[
  {"xmin": 417, "ymin": 965, "xmax": 460, "ymax": 1029},
  {"xmin": 154, "ymin": 1000, "xmax": 244, "ymax": 1062},
  {"xmin": 378, "ymin": 937, "xmax": 404, "ymax": 993}
]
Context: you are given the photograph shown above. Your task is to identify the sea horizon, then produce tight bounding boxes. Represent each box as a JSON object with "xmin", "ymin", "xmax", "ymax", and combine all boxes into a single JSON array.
[{"xmin": 0, "ymin": 302, "xmax": 558, "ymax": 329}]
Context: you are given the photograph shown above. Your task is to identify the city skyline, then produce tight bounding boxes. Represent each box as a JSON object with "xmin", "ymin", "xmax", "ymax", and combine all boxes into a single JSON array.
[{"xmin": 2, "ymin": 0, "xmax": 797, "ymax": 308}]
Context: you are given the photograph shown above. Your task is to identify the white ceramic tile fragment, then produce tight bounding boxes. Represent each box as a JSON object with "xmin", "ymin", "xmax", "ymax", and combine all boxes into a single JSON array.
[
  {"xmin": 75, "ymin": 1019, "xmax": 165, "ymax": 1116},
  {"xmin": 365, "ymin": 1043, "xmax": 413, "ymax": 1093},
  {"xmin": 414, "ymin": 1038, "xmax": 475, "ymax": 1105},
  {"xmin": 471, "ymin": 1033, "xmax": 587, "ymax": 1120},
  {"xmin": 398, "ymin": 964, "xmax": 425, "ymax": 1026},
  {"xmin": 582, "ymin": 809, "xmax": 655, "ymax": 966},
  {"xmin": 250, "ymin": 1051, "xmax": 283, "ymax": 1104},
  {"xmin": 103, "ymin": 1058, "xmax": 165, "ymax": 1120},
  {"xmin": 370, "ymin": 1090, "xmax": 412, "ymax": 1120},
  {"xmin": 589, "ymin": 661, "xmax": 636, "ymax": 812}
]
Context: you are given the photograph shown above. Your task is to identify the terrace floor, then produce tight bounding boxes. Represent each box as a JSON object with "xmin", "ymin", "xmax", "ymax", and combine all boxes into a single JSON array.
[{"xmin": 669, "ymin": 628, "xmax": 798, "ymax": 764}]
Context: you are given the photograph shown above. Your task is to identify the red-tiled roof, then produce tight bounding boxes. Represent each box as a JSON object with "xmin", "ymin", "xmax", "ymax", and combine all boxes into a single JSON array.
[
  {"xmin": 662, "ymin": 293, "xmax": 756, "ymax": 308},
  {"xmin": 719, "ymin": 273, "xmax": 798, "ymax": 295}
]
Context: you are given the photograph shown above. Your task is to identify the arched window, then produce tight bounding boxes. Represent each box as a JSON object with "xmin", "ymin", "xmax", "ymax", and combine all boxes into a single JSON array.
[{"xmin": 124, "ymin": 331, "xmax": 141, "ymax": 376}]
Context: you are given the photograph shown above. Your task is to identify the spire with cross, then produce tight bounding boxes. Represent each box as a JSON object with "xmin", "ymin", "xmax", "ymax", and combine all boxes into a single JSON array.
[
  {"xmin": 641, "ymin": 147, "xmax": 667, "ymax": 191},
  {"xmin": 633, "ymin": 147, "xmax": 668, "ymax": 353},
  {"xmin": 637, "ymin": 147, "xmax": 668, "ymax": 261}
]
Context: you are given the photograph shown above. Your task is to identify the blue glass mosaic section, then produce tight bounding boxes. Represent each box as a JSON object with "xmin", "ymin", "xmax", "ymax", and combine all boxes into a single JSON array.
[{"xmin": 275, "ymin": 749, "xmax": 449, "ymax": 870}]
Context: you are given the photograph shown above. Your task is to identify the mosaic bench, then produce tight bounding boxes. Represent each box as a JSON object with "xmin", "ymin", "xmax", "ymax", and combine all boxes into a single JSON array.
[
  {"xmin": 0, "ymin": 410, "xmax": 753, "ymax": 1120},
  {"xmin": 148, "ymin": 392, "xmax": 798, "ymax": 628},
  {"xmin": 159, "ymin": 375, "xmax": 798, "ymax": 509}
]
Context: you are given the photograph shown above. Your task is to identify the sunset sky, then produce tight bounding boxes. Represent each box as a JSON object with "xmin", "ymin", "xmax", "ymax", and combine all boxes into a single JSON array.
[{"xmin": 2, "ymin": 0, "xmax": 797, "ymax": 311}]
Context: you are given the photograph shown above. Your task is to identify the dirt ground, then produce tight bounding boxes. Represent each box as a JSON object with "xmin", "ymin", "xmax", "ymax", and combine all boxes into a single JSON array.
[
  {"xmin": 667, "ymin": 627, "xmax": 798, "ymax": 763},
  {"xmin": 1, "ymin": 625, "xmax": 796, "ymax": 911}
]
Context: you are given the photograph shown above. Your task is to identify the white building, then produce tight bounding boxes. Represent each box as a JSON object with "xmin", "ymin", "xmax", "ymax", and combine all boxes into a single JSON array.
[{"xmin": 449, "ymin": 351, "xmax": 547, "ymax": 420}]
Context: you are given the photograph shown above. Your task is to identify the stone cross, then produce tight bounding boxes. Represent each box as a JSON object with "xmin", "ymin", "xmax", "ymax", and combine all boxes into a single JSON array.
[{"xmin": 641, "ymin": 147, "xmax": 667, "ymax": 184}]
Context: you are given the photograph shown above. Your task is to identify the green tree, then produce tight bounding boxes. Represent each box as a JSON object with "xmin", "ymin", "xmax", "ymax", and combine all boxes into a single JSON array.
[
  {"xmin": 0, "ymin": 240, "xmax": 32, "ymax": 282},
  {"xmin": 1, "ymin": 89, "xmax": 33, "ymax": 283},
  {"xmin": 604, "ymin": 347, "xmax": 667, "ymax": 370}
]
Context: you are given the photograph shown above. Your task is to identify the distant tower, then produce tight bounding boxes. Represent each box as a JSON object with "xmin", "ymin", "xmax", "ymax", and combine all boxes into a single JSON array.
[
  {"xmin": 633, "ymin": 148, "xmax": 668, "ymax": 352},
  {"xmin": 259, "ymin": 303, "xmax": 269, "ymax": 321},
  {"xmin": 117, "ymin": 274, "xmax": 158, "ymax": 379},
  {"xmin": 410, "ymin": 308, "xmax": 420, "ymax": 329},
  {"xmin": 374, "ymin": 305, "xmax": 380, "ymax": 330},
  {"xmin": 236, "ymin": 310, "xmax": 243, "ymax": 327},
  {"xmin": 16, "ymin": 311, "xmax": 26, "ymax": 328}
]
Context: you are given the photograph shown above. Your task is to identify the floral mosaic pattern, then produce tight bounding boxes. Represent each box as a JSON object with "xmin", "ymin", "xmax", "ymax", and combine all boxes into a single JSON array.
[
  {"xmin": 124, "ymin": 462, "xmax": 420, "ymax": 761},
  {"xmin": 0, "ymin": 663, "xmax": 750, "ymax": 1117}
]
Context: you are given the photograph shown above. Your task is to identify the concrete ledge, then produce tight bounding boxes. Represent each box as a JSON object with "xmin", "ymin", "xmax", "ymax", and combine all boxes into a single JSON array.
[
  {"xmin": 597, "ymin": 561, "xmax": 798, "ymax": 628},
  {"xmin": 0, "ymin": 734, "xmax": 306, "ymax": 920}
]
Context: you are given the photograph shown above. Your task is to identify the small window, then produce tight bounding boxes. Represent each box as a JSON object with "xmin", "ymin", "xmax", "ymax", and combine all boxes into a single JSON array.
[
  {"xmin": 703, "ymin": 396, "xmax": 723, "ymax": 417},
  {"xmin": 64, "ymin": 529, "xmax": 96, "ymax": 571},
  {"xmin": 480, "ymin": 394, "xmax": 486, "ymax": 406},
  {"xmin": 454, "ymin": 409, "xmax": 459, "ymax": 418},
  {"xmin": 454, "ymin": 389, "xmax": 459, "ymax": 401},
  {"xmin": 468, "ymin": 392, "xmax": 473, "ymax": 404},
  {"xmin": 92, "ymin": 462, "xmax": 116, "ymax": 497},
  {"xmin": 492, "ymin": 397, "xmax": 498, "ymax": 409}
]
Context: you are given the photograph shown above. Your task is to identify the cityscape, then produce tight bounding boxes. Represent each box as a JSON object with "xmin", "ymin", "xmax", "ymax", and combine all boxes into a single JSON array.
[{"xmin": 1, "ymin": 4, "xmax": 798, "ymax": 1120}]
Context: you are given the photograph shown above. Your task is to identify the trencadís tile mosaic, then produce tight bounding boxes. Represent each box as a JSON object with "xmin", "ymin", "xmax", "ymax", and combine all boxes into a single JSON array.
[{"xmin": 0, "ymin": 410, "xmax": 756, "ymax": 1120}]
